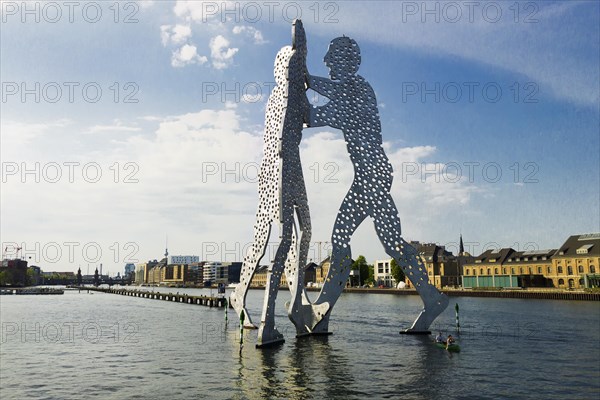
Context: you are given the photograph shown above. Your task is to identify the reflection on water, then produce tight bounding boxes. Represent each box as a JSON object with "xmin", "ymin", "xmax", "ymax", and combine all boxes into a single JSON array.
[{"xmin": 1, "ymin": 289, "xmax": 599, "ymax": 399}]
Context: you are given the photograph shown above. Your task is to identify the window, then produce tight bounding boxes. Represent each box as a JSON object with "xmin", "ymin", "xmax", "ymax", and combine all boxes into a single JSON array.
[
  {"xmin": 576, "ymin": 244, "xmax": 594, "ymax": 255},
  {"xmin": 480, "ymin": 268, "xmax": 483, "ymax": 275},
  {"xmin": 465, "ymin": 270, "xmax": 469, "ymax": 275},
  {"xmin": 494, "ymin": 268, "xmax": 498, "ymax": 275},
  {"xmin": 511, "ymin": 268, "xmax": 515, "ymax": 274},
  {"xmin": 487, "ymin": 268, "xmax": 491, "ymax": 275},
  {"xmin": 528, "ymin": 267, "xmax": 532, "ymax": 274},
  {"xmin": 558, "ymin": 266, "xmax": 563, "ymax": 274},
  {"xmin": 558, "ymin": 278, "xmax": 564, "ymax": 285},
  {"xmin": 519, "ymin": 267, "xmax": 523, "ymax": 274},
  {"xmin": 547, "ymin": 266, "xmax": 552, "ymax": 274},
  {"xmin": 503, "ymin": 268, "xmax": 506, "ymax": 274},
  {"xmin": 568, "ymin": 266, "xmax": 573, "ymax": 275},
  {"xmin": 591, "ymin": 266, "xmax": 596, "ymax": 273},
  {"xmin": 578, "ymin": 265, "xmax": 584, "ymax": 273},
  {"xmin": 538, "ymin": 267, "xmax": 542, "ymax": 274},
  {"xmin": 579, "ymin": 278, "xmax": 584, "ymax": 285}
]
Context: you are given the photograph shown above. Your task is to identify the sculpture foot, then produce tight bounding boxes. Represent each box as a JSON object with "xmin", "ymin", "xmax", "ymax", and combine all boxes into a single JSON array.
[
  {"xmin": 287, "ymin": 300, "xmax": 330, "ymax": 336},
  {"xmin": 229, "ymin": 292, "xmax": 257, "ymax": 329},
  {"xmin": 309, "ymin": 302, "xmax": 333, "ymax": 335},
  {"xmin": 256, "ymin": 325, "xmax": 285, "ymax": 348},
  {"xmin": 408, "ymin": 291, "xmax": 449, "ymax": 332}
]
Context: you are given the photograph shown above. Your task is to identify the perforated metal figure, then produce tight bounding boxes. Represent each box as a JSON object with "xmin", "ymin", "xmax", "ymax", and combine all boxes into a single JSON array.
[
  {"xmin": 229, "ymin": 20, "xmax": 315, "ymax": 346},
  {"xmin": 299, "ymin": 36, "xmax": 449, "ymax": 333}
]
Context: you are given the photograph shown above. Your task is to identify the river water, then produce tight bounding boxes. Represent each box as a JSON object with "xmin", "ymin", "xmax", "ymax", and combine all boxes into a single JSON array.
[{"xmin": 1, "ymin": 287, "xmax": 599, "ymax": 399}]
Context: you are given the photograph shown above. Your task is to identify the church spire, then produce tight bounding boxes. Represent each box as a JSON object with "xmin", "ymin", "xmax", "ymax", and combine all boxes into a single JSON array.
[{"xmin": 459, "ymin": 234, "xmax": 465, "ymax": 255}]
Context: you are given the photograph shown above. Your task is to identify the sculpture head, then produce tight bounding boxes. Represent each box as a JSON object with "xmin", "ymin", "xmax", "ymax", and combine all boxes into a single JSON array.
[{"xmin": 324, "ymin": 36, "xmax": 361, "ymax": 80}]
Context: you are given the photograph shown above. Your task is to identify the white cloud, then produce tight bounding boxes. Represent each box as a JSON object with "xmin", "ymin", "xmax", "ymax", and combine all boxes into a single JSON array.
[
  {"xmin": 232, "ymin": 25, "xmax": 266, "ymax": 44},
  {"xmin": 171, "ymin": 44, "xmax": 208, "ymax": 67},
  {"xmin": 209, "ymin": 35, "xmax": 239, "ymax": 69},
  {"xmin": 0, "ymin": 119, "xmax": 72, "ymax": 159},
  {"xmin": 86, "ymin": 123, "xmax": 141, "ymax": 134},
  {"xmin": 160, "ymin": 24, "xmax": 192, "ymax": 46}
]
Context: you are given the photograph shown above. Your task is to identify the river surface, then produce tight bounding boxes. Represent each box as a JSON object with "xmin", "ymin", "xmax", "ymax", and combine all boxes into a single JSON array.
[{"xmin": 1, "ymin": 287, "xmax": 599, "ymax": 399}]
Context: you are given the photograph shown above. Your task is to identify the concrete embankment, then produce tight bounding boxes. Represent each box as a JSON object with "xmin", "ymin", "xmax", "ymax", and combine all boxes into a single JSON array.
[{"xmin": 342, "ymin": 287, "xmax": 600, "ymax": 301}]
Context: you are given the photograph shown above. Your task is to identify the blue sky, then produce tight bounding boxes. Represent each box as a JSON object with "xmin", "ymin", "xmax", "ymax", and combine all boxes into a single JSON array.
[{"xmin": 1, "ymin": 1, "xmax": 599, "ymax": 274}]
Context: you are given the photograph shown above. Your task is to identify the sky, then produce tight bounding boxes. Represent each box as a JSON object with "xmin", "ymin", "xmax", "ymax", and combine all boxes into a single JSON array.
[{"xmin": 1, "ymin": 0, "xmax": 599, "ymax": 275}]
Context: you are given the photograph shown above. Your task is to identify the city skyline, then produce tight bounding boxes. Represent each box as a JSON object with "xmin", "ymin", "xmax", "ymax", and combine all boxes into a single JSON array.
[{"xmin": 2, "ymin": 1, "xmax": 599, "ymax": 273}]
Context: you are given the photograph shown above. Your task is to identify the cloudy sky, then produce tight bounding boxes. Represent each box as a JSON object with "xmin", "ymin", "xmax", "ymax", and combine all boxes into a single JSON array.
[{"xmin": 1, "ymin": 0, "xmax": 599, "ymax": 274}]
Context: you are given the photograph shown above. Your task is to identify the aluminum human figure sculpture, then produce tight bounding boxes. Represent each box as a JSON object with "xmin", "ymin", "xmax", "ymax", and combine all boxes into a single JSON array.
[
  {"xmin": 229, "ymin": 20, "xmax": 316, "ymax": 346},
  {"xmin": 293, "ymin": 36, "xmax": 449, "ymax": 334}
]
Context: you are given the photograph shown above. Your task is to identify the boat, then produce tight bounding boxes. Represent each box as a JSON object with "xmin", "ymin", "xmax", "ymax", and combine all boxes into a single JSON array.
[{"xmin": 435, "ymin": 341, "xmax": 461, "ymax": 352}]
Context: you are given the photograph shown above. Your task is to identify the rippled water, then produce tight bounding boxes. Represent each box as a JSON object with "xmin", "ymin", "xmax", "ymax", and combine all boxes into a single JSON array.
[{"xmin": 1, "ymin": 288, "xmax": 599, "ymax": 399}]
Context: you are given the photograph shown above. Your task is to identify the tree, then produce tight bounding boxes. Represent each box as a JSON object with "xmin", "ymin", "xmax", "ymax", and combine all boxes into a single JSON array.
[
  {"xmin": 26, "ymin": 268, "xmax": 35, "ymax": 286},
  {"xmin": 0, "ymin": 271, "xmax": 8, "ymax": 286},
  {"xmin": 352, "ymin": 256, "xmax": 368, "ymax": 286},
  {"xmin": 391, "ymin": 258, "xmax": 405, "ymax": 287},
  {"xmin": 365, "ymin": 264, "xmax": 375, "ymax": 286}
]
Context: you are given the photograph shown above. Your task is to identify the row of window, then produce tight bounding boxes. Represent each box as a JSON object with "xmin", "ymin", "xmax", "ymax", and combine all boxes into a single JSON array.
[
  {"xmin": 465, "ymin": 265, "xmax": 596, "ymax": 276},
  {"xmin": 556, "ymin": 278, "xmax": 584, "ymax": 287}
]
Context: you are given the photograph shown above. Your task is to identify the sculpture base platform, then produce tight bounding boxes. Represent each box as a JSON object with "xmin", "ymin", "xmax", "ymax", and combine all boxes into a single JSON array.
[
  {"xmin": 399, "ymin": 329, "xmax": 431, "ymax": 335},
  {"xmin": 256, "ymin": 338, "xmax": 285, "ymax": 348}
]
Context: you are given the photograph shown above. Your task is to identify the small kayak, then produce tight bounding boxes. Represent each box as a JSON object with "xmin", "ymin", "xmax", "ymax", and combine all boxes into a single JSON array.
[{"xmin": 435, "ymin": 341, "xmax": 460, "ymax": 352}]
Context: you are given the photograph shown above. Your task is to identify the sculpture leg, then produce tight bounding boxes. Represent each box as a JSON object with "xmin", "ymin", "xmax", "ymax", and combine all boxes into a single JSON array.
[
  {"xmin": 286, "ymin": 202, "xmax": 326, "ymax": 336},
  {"xmin": 230, "ymin": 211, "xmax": 273, "ymax": 329},
  {"xmin": 310, "ymin": 189, "xmax": 368, "ymax": 334},
  {"xmin": 372, "ymin": 201, "xmax": 448, "ymax": 333},
  {"xmin": 398, "ymin": 240, "xmax": 449, "ymax": 332},
  {"xmin": 257, "ymin": 220, "xmax": 293, "ymax": 347}
]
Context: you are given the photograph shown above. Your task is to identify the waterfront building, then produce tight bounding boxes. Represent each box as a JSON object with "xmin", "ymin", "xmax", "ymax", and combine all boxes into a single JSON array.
[
  {"xmin": 462, "ymin": 233, "xmax": 600, "ymax": 289},
  {"xmin": 304, "ymin": 262, "xmax": 318, "ymax": 286},
  {"xmin": 124, "ymin": 263, "xmax": 135, "ymax": 276},
  {"xmin": 374, "ymin": 259, "xmax": 394, "ymax": 287},
  {"xmin": 314, "ymin": 257, "xmax": 331, "ymax": 286},
  {"xmin": 250, "ymin": 265, "xmax": 269, "ymax": 287},
  {"xmin": 135, "ymin": 260, "xmax": 159, "ymax": 285},
  {"xmin": 161, "ymin": 264, "xmax": 190, "ymax": 286},
  {"xmin": 223, "ymin": 262, "xmax": 242, "ymax": 283},
  {"xmin": 0, "ymin": 258, "xmax": 28, "ymax": 286},
  {"xmin": 503, "ymin": 249, "xmax": 555, "ymax": 287},
  {"xmin": 463, "ymin": 248, "xmax": 551, "ymax": 288},
  {"xmin": 550, "ymin": 233, "xmax": 599, "ymax": 289},
  {"xmin": 189, "ymin": 262, "xmax": 205, "ymax": 285},
  {"xmin": 203, "ymin": 262, "xmax": 228, "ymax": 285},
  {"xmin": 463, "ymin": 248, "xmax": 518, "ymax": 288},
  {"xmin": 416, "ymin": 242, "xmax": 462, "ymax": 288}
]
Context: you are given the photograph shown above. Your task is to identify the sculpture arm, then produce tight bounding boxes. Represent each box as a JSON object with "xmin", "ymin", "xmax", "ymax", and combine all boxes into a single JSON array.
[{"xmin": 307, "ymin": 74, "xmax": 335, "ymax": 97}]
